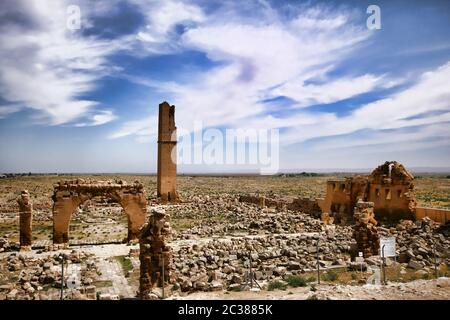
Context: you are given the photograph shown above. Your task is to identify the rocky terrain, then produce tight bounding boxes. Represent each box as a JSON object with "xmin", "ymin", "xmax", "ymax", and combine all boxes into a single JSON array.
[{"xmin": 0, "ymin": 191, "xmax": 449, "ymax": 300}]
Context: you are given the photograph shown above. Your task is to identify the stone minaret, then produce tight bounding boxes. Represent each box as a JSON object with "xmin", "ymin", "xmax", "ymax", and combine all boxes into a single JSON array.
[{"xmin": 157, "ymin": 101, "xmax": 178, "ymax": 203}]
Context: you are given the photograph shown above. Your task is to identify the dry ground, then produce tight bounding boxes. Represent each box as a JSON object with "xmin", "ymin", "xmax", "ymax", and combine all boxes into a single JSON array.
[{"xmin": 0, "ymin": 174, "xmax": 449, "ymax": 243}]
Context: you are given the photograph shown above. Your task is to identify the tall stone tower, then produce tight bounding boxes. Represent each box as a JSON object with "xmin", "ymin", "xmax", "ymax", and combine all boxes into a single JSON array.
[{"xmin": 157, "ymin": 101, "xmax": 178, "ymax": 203}]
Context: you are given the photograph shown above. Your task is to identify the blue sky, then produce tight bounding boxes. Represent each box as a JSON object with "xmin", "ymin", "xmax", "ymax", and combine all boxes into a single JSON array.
[{"xmin": 0, "ymin": 0, "xmax": 449, "ymax": 173}]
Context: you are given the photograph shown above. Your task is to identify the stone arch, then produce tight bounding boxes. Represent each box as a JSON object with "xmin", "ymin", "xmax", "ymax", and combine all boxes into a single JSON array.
[{"xmin": 52, "ymin": 179, "xmax": 147, "ymax": 245}]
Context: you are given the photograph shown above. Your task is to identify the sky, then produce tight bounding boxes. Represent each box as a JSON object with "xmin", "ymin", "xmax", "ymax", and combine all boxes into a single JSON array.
[{"xmin": 0, "ymin": 0, "xmax": 449, "ymax": 173}]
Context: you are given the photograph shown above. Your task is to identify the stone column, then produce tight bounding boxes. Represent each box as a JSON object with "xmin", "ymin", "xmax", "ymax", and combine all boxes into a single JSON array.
[
  {"xmin": 139, "ymin": 208, "xmax": 172, "ymax": 299},
  {"xmin": 17, "ymin": 190, "xmax": 32, "ymax": 251},
  {"xmin": 259, "ymin": 196, "xmax": 266, "ymax": 209},
  {"xmin": 118, "ymin": 185, "xmax": 147, "ymax": 243},
  {"xmin": 157, "ymin": 101, "xmax": 178, "ymax": 203}
]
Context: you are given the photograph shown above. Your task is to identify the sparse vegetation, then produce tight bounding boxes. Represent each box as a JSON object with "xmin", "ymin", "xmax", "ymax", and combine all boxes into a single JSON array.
[
  {"xmin": 172, "ymin": 283, "xmax": 180, "ymax": 291},
  {"xmin": 268, "ymin": 280, "xmax": 287, "ymax": 291},
  {"xmin": 322, "ymin": 270, "xmax": 339, "ymax": 282},
  {"xmin": 286, "ymin": 275, "xmax": 307, "ymax": 287},
  {"xmin": 114, "ymin": 256, "xmax": 133, "ymax": 275}
]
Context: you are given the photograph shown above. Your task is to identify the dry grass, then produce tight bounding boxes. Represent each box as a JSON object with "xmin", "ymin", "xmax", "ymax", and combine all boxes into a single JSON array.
[{"xmin": 0, "ymin": 174, "xmax": 448, "ymax": 243}]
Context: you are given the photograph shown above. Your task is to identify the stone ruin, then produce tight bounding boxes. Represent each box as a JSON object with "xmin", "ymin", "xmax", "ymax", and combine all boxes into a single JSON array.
[
  {"xmin": 52, "ymin": 179, "xmax": 147, "ymax": 245},
  {"xmin": 352, "ymin": 201, "xmax": 380, "ymax": 257},
  {"xmin": 322, "ymin": 161, "xmax": 417, "ymax": 224},
  {"xmin": 139, "ymin": 208, "xmax": 172, "ymax": 299},
  {"xmin": 157, "ymin": 101, "xmax": 178, "ymax": 204},
  {"xmin": 17, "ymin": 190, "xmax": 33, "ymax": 251}
]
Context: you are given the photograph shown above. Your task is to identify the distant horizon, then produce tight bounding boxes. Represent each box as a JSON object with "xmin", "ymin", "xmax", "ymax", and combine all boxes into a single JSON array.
[{"xmin": 3, "ymin": 166, "xmax": 450, "ymax": 176}]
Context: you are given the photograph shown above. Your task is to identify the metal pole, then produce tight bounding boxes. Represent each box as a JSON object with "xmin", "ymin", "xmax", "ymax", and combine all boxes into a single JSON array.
[
  {"xmin": 60, "ymin": 255, "xmax": 64, "ymax": 300},
  {"xmin": 381, "ymin": 245, "xmax": 386, "ymax": 285},
  {"xmin": 161, "ymin": 248, "xmax": 165, "ymax": 299},
  {"xmin": 249, "ymin": 251, "xmax": 253, "ymax": 289},
  {"xmin": 433, "ymin": 241, "xmax": 438, "ymax": 279},
  {"xmin": 317, "ymin": 237, "xmax": 320, "ymax": 284},
  {"xmin": 361, "ymin": 256, "xmax": 363, "ymax": 275}
]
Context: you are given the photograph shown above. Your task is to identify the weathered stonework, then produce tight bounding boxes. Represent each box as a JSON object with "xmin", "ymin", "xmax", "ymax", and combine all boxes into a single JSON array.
[
  {"xmin": 139, "ymin": 208, "xmax": 172, "ymax": 299},
  {"xmin": 239, "ymin": 195, "xmax": 322, "ymax": 216},
  {"xmin": 321, "ymin": 161, "xmax": 417, "ymax": 223},
  {"xmin": 352, "ymin": 201, "xmax": 379, "ymax": 257},
  {"xmin": 52, "ymin": 179, "xmax": 147, "ymax": 245},
  {"xmin": 321, "ymin": 212, "xmax": 334, "ymax": 225},
  {"xmin": 157, "ymin": 101, "xmax": 178, "ymax": 204},
  {"xmin": 17, "ymin": 190, "xmax": 32, "ymax": 250}
]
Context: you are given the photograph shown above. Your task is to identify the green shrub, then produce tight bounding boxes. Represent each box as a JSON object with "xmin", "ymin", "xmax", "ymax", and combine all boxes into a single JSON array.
[
  {"xmin": 114, "ymin": 256, "xmax": 133, "ymax": 275},
  {"xmin": 268, "ymin": 280, "xmax": 287, "ymax": 291},
  {"xmin": 322, "ymin": 270, "xmax": 338, "ymax": 282},
  {"xmin": 286, "ymin": 275, "xmax": 307, "ymax": 287},
  {"xmin": 306, "ymin": 276, "xmax": 317, "ymax": 283},
  {"xmin": 228, "ymin": 285, "xmax": 242, "ymax": 292},
  {"xmin": 172, "ymin": 283, "xmax": 180, "ymax": 291},
  {"xmin": 310, "ymin": 284, "xmax": 317, "ymax": 292}
]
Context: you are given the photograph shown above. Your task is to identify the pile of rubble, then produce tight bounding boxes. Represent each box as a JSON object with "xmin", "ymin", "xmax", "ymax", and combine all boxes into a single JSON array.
[
  {"xmin": 0, "ymin": 238, "xmax": 16, "ymax": 253},
  {"xmin": 378, "ymin": 217, "xmax": 450, "ymax": 269},
  {"xmin": 169, "ymin": 195, "xmax": 324, "ymax": 239},
  {"xmin": 170, "ymin": 230, "xmax": 354, "ymax": 293},
  {"xmin": 1, "ymin": 250, "xmax": 99, "ymax": 300}
]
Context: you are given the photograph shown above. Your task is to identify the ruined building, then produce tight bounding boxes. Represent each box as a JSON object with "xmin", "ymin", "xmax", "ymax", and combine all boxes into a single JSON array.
[
  {"xmin": 17, "ymin": 190, "xmax": 32, "ymax": 250},
  {"xmin": 139, "ymin": 208, "xmax": 172, "ymax": 299},
  {"xmin": 52, "ymin": 179, "xmax": 147, "ymax": 245},
  {"xmin": 157, "ymin": 101, "xmax": 178, "ymax": 203},
  {"xmin": 321, "ymin": 161, "xmax": 417, "ymax": 223},
  {"xmin": 352, "ymin": 201, "xmax": 379, "ymax": 257}
]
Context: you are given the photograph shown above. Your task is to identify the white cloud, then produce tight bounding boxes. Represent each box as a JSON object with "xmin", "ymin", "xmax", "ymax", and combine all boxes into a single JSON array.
[
  {"xmin": 109, "ymin": 115, "xmax": 157, "ymax": 139},
  {"xmin": 271, "ymin": 74, "xmax": 385, "ymax": 108},
  {"xmin": 311, "ymin": 123, "xmax": 450, "ymax": 151},
  {"xmin": 281, "ymin": 61, "xmax": 450, "ymax": 145},
  {"xmin": 0, "ymin": 105, "xmax": 22, "ymax": 118},
  {"xmin": 114, "ymin": 3, "xmax": 374, "ymax": 140},
  {"xmin": 75, "ymin": 110, "xmax": 117, "ymax": 127},
  {"xmin": 132, "ymin": 0, "xmax": 205, "ymax": 54},
  {"xmin": 0, "ymin": 0, "xmax": 122, "ymax": 125}
]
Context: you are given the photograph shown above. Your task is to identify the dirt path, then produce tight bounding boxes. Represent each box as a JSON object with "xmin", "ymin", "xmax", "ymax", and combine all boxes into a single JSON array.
[{"xmin": 169, "ymin": 277, "xmax": 450, "ymax": 300}]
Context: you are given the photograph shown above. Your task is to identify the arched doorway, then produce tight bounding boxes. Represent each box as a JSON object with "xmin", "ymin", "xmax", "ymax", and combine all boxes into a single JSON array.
[{"xmin": 52, "ymin": 179, "xmax": 147, "ymax": 245}]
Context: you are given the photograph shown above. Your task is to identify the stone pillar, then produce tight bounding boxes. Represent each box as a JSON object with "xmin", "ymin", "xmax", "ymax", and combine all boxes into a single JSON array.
[
  {"xmin": 157, "ymin": 101, "xmax": 178, "ymax": 203},
  {"xmin": 52, "ymin": 191, "xmax": 82, "ymax": 245},
  {"xmin": 17, "ymin": 190, "xmax": 32, "ymax": 251},
  {"xmin": 352, "ymin": 201, "xmax": 379, "ymax": 257},
  {"xmin": 118, "ymin": 185, "xmax": 147, "ymax": 243},
  {"xmin": 259, "ymin": 196, "xmax": 266, "ymax": 209},
  {"xmin": 139, "ymin": 208, "xmax": 172, "ymax": 299}
]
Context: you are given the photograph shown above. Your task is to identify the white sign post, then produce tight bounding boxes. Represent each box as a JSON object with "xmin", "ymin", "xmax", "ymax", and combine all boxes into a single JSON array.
[
  {"xmin": 380, "ymin": 237, "xmax": 396, "ymax": 257},
  {"xmin": 380, "ymin": 237, "xmax": 396, "ymax": 285},
  {"xmin": 355, "ymin": 252, "xmax": 364, "ymax": 273}
]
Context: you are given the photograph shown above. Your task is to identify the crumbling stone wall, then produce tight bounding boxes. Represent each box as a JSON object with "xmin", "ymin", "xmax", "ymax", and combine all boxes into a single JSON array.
[
  {"xmin": 157, "ymin": 101, "xmax": 178, "ymax": 204},
  {"xmin": 321, "ymin": 161, "xmax": 416, "ymax": 223},
  {"xmin": 287, "ymin": 198, "xmax": 322, "ymax": 217},
  {"xmin": 368, "ymin": 161, "xmax": 416, "ymax": 221},
  {"xmin": 139, "ymin": 208, "xmax": 172, "ymax": 299},
  {"xmin": 52, "ymin": 179, "xmax": 147, "ymax": 245},
  {"xmin": 352, "ymin": 201, "xmax": 379, "ymax": 257},
  {"xmin": 239, "ymin": 194, "xmax": 321, "ymax": 216},
  {"xmin": 17, "ymin": 190, "xmax": 32, "ymax": 250}
]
